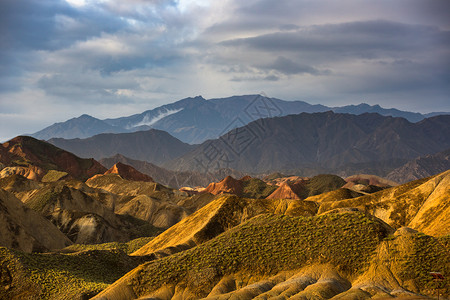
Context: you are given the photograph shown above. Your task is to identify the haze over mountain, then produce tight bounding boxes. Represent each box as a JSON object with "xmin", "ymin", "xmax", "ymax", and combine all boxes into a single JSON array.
[
  {"xmin": 30, "ymin": 95, "xmax": 448, "ymax": 144},
  {"xmin": 166, "ymin": 112, "xmax": 450, "ymax": 175},
  {"xmin": 99, "ymin": 154, "xmax": 245, "ymax": 189}
]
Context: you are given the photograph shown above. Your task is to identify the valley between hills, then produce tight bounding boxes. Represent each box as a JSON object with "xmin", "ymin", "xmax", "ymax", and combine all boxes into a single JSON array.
[{"xmin": 0, "ymin": 96, "xmax": 449, "ymax": 300}]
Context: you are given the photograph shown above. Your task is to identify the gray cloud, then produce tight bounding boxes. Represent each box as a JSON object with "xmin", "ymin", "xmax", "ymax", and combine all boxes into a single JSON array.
[
  {"xmin": 221, "ymin": 20, "xmax": 448, "ymax": 59},
  {"xmin": 265, "ymin": 56, "xmax": 326, "ymax": 76},
  {"xmin": 0, "ymin": 0, "xmax": 449, "ymax": 141}
]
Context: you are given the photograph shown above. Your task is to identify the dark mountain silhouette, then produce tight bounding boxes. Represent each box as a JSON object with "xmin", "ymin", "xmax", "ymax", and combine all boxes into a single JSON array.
[
  {"xmin": 29, "ymin": 95, "xmax": 446, "ymax": 144},
  {"xmin": 165, "ymin": 112, "xmax": 450, "ymax": 174},
  {"xmin": 49, "ymin": 129, "xmax": 194, "ymax": 165}
]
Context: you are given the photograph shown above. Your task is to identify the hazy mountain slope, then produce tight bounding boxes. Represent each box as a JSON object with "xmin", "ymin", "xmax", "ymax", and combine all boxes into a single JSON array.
[
  {"xmin": 49, "ymin": 129, "xmax": 194, "ymax": 165},
  {"xmin": 0, "ymin": 136, "xmax": 106, "ymax": 181},
  {"xmin": 167, "ymin": 112, "xmax": 450, "ymax": 174},
  {"xmin": 318, "ymin": 170, "xmax": 450, "ymax": 236},
  {"xmin": 387, "ymin": 148, "xmax": 450, "ymax": 183},
  {"xmin": 99, "ymin": 154, "xmax": 246, "ymax": 189},
  {"xmin": 0, "ymin": 189, "xmax": 72, "ymax": 252},
  {"xmin": 31, "ymin": 114, "xmax": 127, "ymax": 140}
]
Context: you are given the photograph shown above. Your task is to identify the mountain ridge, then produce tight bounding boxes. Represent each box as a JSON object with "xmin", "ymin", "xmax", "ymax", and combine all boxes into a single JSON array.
[
  {"xmin": 29, "ymin": 95, "xmax": 449, "ymax": 144},
  {"xmin": 165, "ymin": 112, "xmax": 450, "ymax": 175}
]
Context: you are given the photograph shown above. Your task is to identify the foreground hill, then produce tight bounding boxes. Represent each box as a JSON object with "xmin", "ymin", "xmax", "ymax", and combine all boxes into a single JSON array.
[
  {"xmin": 387, "ymin": 148, "xmax": 450, "ymax": 183},
  {"xmin": 49, "ymin": 129, "xmax": 195, "ymax": 165},
  {"xmin": 0, "ymin": 168, "xmax": 449, "ymax": 299},
  {"xmin": 95, "ymin": 212, "xmax": 449, "ymax": 300},
  {"xmin": 0, "ymin": 136, "xmax": 106, "ymax": 181},
  {"xmin": 166, "ymin": 112, "xmax": 450, "ymax": 174},
  {"xmin": 0, "ymin": 241, "xmax": 148, "ymax": 299}
]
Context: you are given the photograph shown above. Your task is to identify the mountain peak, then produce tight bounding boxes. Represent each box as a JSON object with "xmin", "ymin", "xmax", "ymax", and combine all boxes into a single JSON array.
[{"xmin": 104, "ymin": 162, "xmax": 154, "ymax": 182}]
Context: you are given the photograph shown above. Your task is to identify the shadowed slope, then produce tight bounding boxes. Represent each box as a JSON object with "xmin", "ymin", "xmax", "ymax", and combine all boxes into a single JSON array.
[{"xmin": 0, "ymin": 189, "xmax": 72, "ymax": 252}]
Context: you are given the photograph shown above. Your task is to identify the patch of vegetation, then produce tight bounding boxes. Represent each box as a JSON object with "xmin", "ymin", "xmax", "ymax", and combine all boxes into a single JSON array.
[
  {"xmin": 131, "ymin": 212, "xmax": 390, "ymax": 297},
  {"xmin": 26, "ymin": 188, "xmax": 59, "ymax": 213},
  {"xmin": 61, "ymin": 237, "xmax": 154, "ymax": 255},
  {"xmin": 302, "ymin": 174, "xmax": 346, "ymax": 198},
  {"xmin": 396, "ymin": 234, "xmax": 450, "ymax": 295},
  {"xmin": 241, "ymin": 178, "xmax": 277, "ymax": 199},
  {"xmin": 41, "ymin": 170, "xmax": 68, "ymax": 183},
  {"xmin": 0, "ymin": 246, "xmax": 141, "ymax": 299},
  {"xmin": 118, "ymin": 214, "xmax": 165, "ymax": 238}
]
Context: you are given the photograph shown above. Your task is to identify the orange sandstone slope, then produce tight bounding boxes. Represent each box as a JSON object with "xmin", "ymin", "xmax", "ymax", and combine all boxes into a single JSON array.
[
  {"xmin": 104, "ymin": 162, "xmax": 154, "ymax": 182},
  {"xmin": 203, "ymin": 175, "xmax": 243, "ymax": 196},
  {"xmin": 266, "ymin": 180, "xmax": 307, "ymax": 200},
  {"xmin": 319, "ymin": 169, "xmax": 450, "ymax": 236}
]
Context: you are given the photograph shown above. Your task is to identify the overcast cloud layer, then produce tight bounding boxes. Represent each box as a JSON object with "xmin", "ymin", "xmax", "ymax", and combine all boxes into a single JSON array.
[{"xmin": 1, "ymin": 0, "xmax": 449, "ymax": 141}]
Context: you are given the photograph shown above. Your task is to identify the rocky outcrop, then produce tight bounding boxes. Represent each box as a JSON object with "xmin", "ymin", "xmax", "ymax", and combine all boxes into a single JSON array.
[
  {"xmin": 203, "ymin": 176, "xmax": 243, "ymax": 196},
  {"xmin": 104, "ymin": 162, "xmax": 154, "ymax": 182},
  {"xmin": 266, "ymin": 180, "xmax": 307, "ymax": 200}
]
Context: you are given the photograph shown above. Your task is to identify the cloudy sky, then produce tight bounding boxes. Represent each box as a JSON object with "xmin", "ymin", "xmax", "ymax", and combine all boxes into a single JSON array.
[{"xmin": 1, "ymin": 0, "xmax": 449, "ymax": 141}]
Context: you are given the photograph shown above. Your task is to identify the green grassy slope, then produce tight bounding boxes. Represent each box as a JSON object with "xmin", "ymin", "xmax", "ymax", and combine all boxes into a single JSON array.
[{"xmin": 97, "ymin": 212, "xmax": 391, "ymax": 299}]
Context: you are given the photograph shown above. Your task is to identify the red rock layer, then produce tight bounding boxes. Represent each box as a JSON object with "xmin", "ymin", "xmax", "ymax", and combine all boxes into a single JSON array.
[{"xmin": 104, "ymin": 162, "xmax": 154, "ymax": 182}]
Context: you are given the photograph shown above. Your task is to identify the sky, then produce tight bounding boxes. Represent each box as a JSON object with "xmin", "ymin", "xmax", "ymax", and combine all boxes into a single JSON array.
[{"xmin": 1, "ymin": 0, "xmax": 449, "ymax": 142}]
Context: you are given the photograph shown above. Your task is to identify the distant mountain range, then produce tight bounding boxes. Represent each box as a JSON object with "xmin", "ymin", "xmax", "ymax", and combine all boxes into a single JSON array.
[
  {"xmin": 45, "ymin": 111, "xmax": 450, "ymax": 179},
  {"xmin": 165, "ymin": 112, "xmax": 450, "ymax": 174},
  {"xmin": 30, "ymin": 95, "xmax": 449, "ymax": 144}
]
